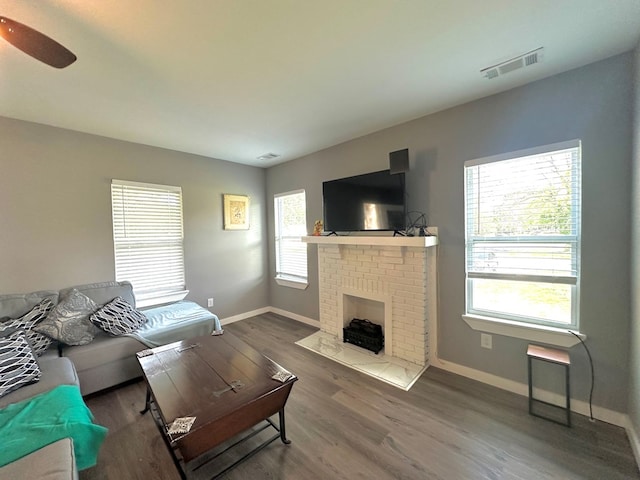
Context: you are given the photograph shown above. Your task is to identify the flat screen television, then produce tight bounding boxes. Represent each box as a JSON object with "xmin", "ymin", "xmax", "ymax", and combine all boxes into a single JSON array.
[{"xmin": 322, "ymin": 169, "xmax": 406, "ymax": 233}]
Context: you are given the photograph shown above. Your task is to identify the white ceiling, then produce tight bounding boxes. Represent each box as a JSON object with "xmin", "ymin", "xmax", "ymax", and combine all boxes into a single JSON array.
[{"xmin": 1, "ymin": 1, "xmax": 639, "ymax": 167}]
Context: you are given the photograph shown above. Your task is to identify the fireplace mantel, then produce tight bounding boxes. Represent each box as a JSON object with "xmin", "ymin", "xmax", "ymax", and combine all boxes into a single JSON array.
[{"xmin": 302, "ymin": 234, "xmax": 437, "ymax": 248}]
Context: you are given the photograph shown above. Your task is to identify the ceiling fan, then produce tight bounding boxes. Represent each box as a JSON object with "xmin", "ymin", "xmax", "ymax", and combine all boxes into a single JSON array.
[{"xmin": 0, "ymin": 16, "xmax": 76, "ymax": 68}]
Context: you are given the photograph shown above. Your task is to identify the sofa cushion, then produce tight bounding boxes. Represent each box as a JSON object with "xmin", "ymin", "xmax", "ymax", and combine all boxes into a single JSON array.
[
  {"xmin": 0, "ymin": 437, "xmax": 78, "ymax": 480},
  {"xmin": 35, "ymin": 289, "xmax": 100, "ymax": 346},
  {"xmin": 0, "ymin": 355, "xmax": 79, "ymax": 409},
  {"xmin": 59, "ymin": 281, "xmax": 135, "ymax": 308},
  {"xmin": 61, "ymin": 332, "xmax": 145, "ymax": 372},
  {"xmin": 0, "ymin": 298, "xmax": 55, "ymax": 355},
  {"xmin": 90, "ymin": 296, "xmax": 147, "ymax": 335},
  {"xmin": 0, "ymin": 290, "xmax": 59, "ymax": 320},
  {"xmin": 0, "ymin": 385, "xmax": 107, "ymax": 471},
  {"xmin": 0, "ymin": 330, "xmax": 41, "ymax": 399}
]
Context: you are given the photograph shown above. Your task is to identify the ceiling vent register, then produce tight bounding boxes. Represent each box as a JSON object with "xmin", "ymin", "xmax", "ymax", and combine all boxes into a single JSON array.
[
  {"xmin": 481, "ymin": 47, "xmax": 544, "ymax": 80},
  {"xmin": 256, "ymin": 152, "xmax": 280, "ymax": 162}
]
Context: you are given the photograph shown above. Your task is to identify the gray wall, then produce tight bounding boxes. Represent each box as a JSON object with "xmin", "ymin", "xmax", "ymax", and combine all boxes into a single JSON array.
[
  {"xmin": 0, "ymin": 52, "xmax": 633, "ymax": 416},
  {"xmin": 267, "ymin": 53, "xmax": 634, "ymax": 414},
  {"xmin": 0, "ymin": 117, "xmax": 269, "ymax": 319},
  {"xmin": 630, "ymin": 41, "xmax": 640, "ymax": 436}
]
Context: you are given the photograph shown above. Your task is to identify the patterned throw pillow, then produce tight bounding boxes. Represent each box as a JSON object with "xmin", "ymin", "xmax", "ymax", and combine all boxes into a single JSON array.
[
  {"xmin": 34, "ymin": 289, "xmax": 100, "ymax": 346},
  {"xmin": 0, "ymin": 329, "xmax": 41, "ymax": 398},
  {"xmin": 90, "ymin": 297, "xmax": 147, "ymax": 336},
  {"xmin": 0, "ymin": 298, "xmax": 55, "ymax": 356}
]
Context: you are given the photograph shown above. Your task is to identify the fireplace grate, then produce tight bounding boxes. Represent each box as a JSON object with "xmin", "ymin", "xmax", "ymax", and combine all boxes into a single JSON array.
[{"xmin": 343, "ymin": 318, "xmax": 384, "ymax": 354}]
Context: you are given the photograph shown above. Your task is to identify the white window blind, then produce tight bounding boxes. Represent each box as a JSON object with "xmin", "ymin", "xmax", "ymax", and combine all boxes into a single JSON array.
[
  {"xmin": 274, "ymin": 190, "xmax": 308, "ymax": 282},
  {"xmin": 464, "ymin": 140, "xmax": 581, "ymax": 327},
  {"xmin": 111, "ymin": 180, "xmax": 185, "ymax": 303}
]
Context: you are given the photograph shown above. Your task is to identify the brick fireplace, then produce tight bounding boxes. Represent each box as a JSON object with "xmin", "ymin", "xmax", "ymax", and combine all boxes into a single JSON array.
[{"xmin": 304, "ymin": 234, "xmax": 438, "ymax": 367}]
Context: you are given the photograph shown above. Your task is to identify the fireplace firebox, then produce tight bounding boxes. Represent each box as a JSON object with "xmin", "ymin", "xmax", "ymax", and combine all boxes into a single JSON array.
[{"xmin": 343, "ymin": 318, "xmax": 384, "ymax": 354}]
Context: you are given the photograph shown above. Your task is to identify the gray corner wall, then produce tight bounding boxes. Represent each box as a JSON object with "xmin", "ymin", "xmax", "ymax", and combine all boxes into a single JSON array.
[
  {"xmin": 0, "ymin": 118, "xmax": 268, "ymax": 318},
  {"xmin": 629, "ymin": 41, "xmax": 640, "ymax": 439},
  {"xmin": 267, "ymin": 53, "xmax": 634, "ymax": 414}
]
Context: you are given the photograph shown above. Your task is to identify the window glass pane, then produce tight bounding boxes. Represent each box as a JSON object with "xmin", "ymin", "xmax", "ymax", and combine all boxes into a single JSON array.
[
  {"xmin": 468, "ymin": 241, "xmax": 576, "ymax": 277},
  {"xmin": 111, "ymin": 180, "xmax": 185, "ymax": 300},
  {"xmin": 466, "ymin": 148, "xmax": 578, "ymax": 237},
  {"xmin": 275, "ymin": 191, "xmax": 307, "ymax": 280},
  {"xmin": 464, "ymin": 141, "xmax": 581, "ymax": 327},
  {"xmin": 470, "ymin": 278, "xmax": 572, "ymax": 324},
  {"xmin": 278, "ymin": 193, "xmax": 307, "ymax": 236}
]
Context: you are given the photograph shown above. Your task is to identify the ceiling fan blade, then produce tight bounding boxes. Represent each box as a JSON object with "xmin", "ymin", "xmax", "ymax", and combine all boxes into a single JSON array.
[{"xmin": 0, "ymin": 16, "xmax": 76, "ymax": 68}]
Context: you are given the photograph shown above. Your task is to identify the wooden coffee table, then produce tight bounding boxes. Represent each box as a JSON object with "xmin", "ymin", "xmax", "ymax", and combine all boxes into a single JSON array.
[{"xmin": 137, "ymin": 332, "xmax": 297, "ymax": 479}]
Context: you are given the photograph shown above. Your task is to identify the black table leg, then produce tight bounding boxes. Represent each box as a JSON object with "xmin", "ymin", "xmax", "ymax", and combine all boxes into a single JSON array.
[
  {"xmin": 140, "ymin": 387, "xmax": 151, "ymax": 415},
  {"xmin": 279, "ymin": 408, "xmax": 291, "ymax": 444}
]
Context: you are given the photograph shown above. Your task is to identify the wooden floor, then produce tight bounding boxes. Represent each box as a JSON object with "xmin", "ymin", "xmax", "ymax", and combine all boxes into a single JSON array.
[{"xmin": 80, "ymin": 313, "xmax": 639, "ymax": 480}]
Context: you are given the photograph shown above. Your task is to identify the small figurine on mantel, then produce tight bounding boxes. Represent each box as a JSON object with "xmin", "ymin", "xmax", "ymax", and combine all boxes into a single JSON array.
[{"xmin": 312, "ymin": 220, "xmax": 323, "ymax": 236}]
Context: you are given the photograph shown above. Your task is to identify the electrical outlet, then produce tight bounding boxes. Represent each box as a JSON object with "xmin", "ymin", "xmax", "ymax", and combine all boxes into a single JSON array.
[
  {"xmin": 481, "ymin": 333, "xmax": 492, "ymax": 349},
  {"xmin": 207, "ymin": 298, "xmax": 214, "ymax": 308}
]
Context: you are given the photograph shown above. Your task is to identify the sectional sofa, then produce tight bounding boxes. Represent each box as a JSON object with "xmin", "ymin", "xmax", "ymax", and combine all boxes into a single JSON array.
[{"xmin": 0, "ymin": 280, "xmax": 220, "ymax": 478}]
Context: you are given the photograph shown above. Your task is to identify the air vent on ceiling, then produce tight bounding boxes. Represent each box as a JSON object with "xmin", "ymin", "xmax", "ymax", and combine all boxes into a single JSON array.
[
  {"xmin": 481, "ymin": 47, "xmax": 544, "ymax": 80},
  {"xmin": 256, "ymin": 152, "xmax": 280, "ymax": 161}
]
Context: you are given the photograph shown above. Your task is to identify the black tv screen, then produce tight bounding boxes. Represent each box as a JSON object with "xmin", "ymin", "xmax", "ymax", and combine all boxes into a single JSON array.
[{"xmin": 322, "ymin": 169, "xmax": 406, "ymax": 232}]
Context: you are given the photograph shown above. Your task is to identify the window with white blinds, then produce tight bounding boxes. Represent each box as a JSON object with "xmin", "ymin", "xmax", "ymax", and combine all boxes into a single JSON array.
[
  {"xmin": 111, "ymin": 180, "xmax": 186, "ymax": 304},
  {"xmin": 464, "ymin": 140, "xmax": 581, "ymax": 328},
  {"xmin": 274, "ymin": 190, "xmax": 308, "ymax": 285}
]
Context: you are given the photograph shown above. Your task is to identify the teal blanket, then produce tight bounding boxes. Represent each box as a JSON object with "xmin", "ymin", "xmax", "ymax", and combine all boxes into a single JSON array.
[{"xmin": 0, "ymin": 385, "xmax": 108, "ymax": 470}]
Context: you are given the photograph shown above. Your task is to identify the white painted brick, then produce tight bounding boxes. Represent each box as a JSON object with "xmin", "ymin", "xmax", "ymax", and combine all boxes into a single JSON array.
[
  {"xmin": 363, "ymin": 262, "xmax": 378, "ymax": 271},
  {"xmin": 384, "ymin": 269, "xmax": 404, "ymax": 278},
  {"xmin": 398, "ymin": 296, "xmax": 425, "ymax": 308},
  {"xmin": 378, "ymin": 256, "xmax": 404, "ymax": 265},
  {"xmin": 316, "ymin": 239, "xmax": 434, "ymax": 367},
  {"xmin": 391, "ymin": 289, "xmax": 418, "ymax": 300},
  {"xmin": 399, "ymin": 343, "xmax": 415, "ymax": 353}
]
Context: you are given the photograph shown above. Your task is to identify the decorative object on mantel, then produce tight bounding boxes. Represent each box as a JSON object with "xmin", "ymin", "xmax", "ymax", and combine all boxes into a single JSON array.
[
  {"xmin": 223, "ymin": 194, "xmax": 250, "ymax": 230},
  {"xmin": 312, "ymin": 220, "xmax": 323, "ymax": 236}
]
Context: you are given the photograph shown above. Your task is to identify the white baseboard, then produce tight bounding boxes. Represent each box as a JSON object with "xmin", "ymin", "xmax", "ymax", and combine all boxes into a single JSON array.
[
  {"xmin": 219, "ymin": 306, "xmax": 320, "ymax": 328},
  {"xmin": 430, "ymin": 356, "xmax": 627, "ymax": 428},
  {"xmin": 219, "ymin": 307, "xmax": 271, "ymax": 325},
  {"xmin": 268, "ymin": 307, "xmax": 320, "ymax": 327},
  {"xmin": 624, "ymin": 416, "xmax": 640, "ymax": 469}
]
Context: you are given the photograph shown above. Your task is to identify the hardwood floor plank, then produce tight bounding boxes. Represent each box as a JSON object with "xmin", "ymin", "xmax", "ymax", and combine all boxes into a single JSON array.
[{"xmin": 80, "ymin": 313, "xmax": 640, "ymax": 480}]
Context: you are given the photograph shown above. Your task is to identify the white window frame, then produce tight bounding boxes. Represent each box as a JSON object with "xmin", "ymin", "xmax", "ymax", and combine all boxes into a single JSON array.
[
  {"xmin": 462, "ymin": 140, "xmax": 585, "ymax": 347},
  {"xmin": 274, "ymin": 189, "xmax": 308, "ymax": 290},
  {"xmin": 111, "ymin": 179, "xmax": 188, "ymax": 307}
]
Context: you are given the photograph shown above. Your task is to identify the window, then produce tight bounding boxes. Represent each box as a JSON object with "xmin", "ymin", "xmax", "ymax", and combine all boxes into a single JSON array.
[
  {"xmin": 464, "ymin": 140, "xmax": 581, "ymax": 329},
  {"xmin": 111, "ymin": 180, "xmax": 186, "ymax": 306},
  {"xmin": 274, "ymin": 190, "xmax": 308, "ymax": 289}
]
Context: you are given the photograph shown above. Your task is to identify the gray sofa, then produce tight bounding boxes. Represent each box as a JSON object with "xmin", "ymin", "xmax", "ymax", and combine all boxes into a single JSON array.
[
  {"xmin": 12, "ymin": 281, "xmax": 219, "ymax": 395},
  {"xmin": 60, "ymin": 281, "xmax": 220, "ymax": 395},
  {"xmin": 0, "ymin": 354, "xmax": 80, "ymax": 479},
  {"xmin": 0, "ymin": 280, "xmax": 219, "ymax": 477}
]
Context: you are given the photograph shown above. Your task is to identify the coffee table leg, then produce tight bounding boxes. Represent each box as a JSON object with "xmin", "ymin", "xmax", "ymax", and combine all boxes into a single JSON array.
[
  {"xmin": 279, "ymin": 408, "xmax": 291, "ymax": 444},
  {"xmin": 140, "ymin": 387, "xmax": 151, "ymax": 415}
]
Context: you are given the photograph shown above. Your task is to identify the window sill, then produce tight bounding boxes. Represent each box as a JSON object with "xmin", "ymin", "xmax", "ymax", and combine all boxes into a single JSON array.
[
  {"xmin": 275, "ymin": 276, "xmax": 308, "ymax": 290},
  {"xmin": 136, "ymin": 290, "xmax": 190, "ymax": 309},
  {"xmin": 462, "ymin": 314, "xmax": 585, "ymax": 348}
]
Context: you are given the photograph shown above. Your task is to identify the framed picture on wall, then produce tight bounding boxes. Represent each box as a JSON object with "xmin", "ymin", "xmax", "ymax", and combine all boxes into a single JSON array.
[{"xmin": 223, "ymin": 194, "xmax": 250, "ymax": 230}]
